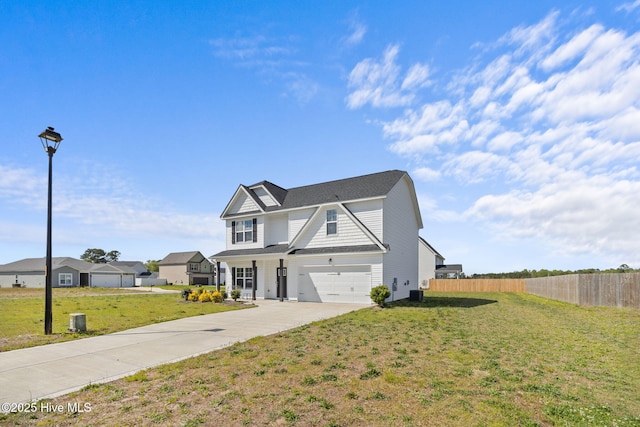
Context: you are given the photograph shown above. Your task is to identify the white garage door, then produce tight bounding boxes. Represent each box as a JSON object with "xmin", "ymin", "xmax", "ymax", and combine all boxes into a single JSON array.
[
  {"xmin": 122, "ymin": 275, "xmax": 134, "ymax": 287},
  {"xmin": 91, "ymin": 274, "xmax": 121, "ymax": 288},
  {"xmin": 299, "ymin": 266, "xmax": 371, "ymax": 304}
]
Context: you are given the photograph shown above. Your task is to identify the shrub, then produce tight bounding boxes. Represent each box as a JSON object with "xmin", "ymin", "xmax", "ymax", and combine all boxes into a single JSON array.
[
  {"xmin": 188, "ymin": 291, "xmax": 200, "ymax": 302},
  {"xmin": 211, "ymin": 290, "xmax": 223, "ymax": 303},
  {"xmin": 370, "ymin": 285, "xmax": 391, "ymax": 307},
  {"xmin": 230, "ymin": 289, "xmax": 242, "ymax": 301},
  {"xmin": 198, "ymin": 291, "xmax": 212, "ymax": 303}
]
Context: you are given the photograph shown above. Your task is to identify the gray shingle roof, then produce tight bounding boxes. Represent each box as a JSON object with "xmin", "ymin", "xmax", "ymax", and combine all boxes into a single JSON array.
[
  {"xmin": 291, "ymin": 245, "xmax": 384, "ymax": 255},
  {"xmin": 212, "ymin": 244, "xmax": 290, "ymax": 258},
  {"xmin": 158, "ymin": 251, "xmax": 205, "ymax": 265},
  {"xmin": 250, "ymin": 181, "xmax": 288, "ymax": 205},
  {"xmin": 0, "ymin": 257, "xmax": 136, "ymax": 273},
  {"xmin": 233, "ymin": 170, "xmax": 407, "ymax": 216}
]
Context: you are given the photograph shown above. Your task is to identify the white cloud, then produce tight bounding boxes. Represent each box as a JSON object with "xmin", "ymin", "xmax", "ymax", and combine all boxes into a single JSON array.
[
  {"xmin": 401, "ymin": 63, "xmax": 432, "ymax": 90},
  {"xmin": 467, "ymin": 175, "xmax": 640, "ymax": 263},
  {"xmin": 346, "ymin": 44, "xmax": 414, "ymax": 108},
  {"xmin": 209, "ymin": 35, "xmax": 295, "ymax": 61},
  {"xmin": 443, "ymin": 151, "xmax": 513, "ymax": 184},
  {"xmin": 540, "ymin": 24, "xmax": 604, "ymax": 71},
  {"xmin": 616, "ymin": 0, "xmax": 640, "ymax": 13},
  {"xmin": 210, "ymin": 33, "xmax": 320, "ymax": 106},
  {"xmin": 0, "ymin": 162, "xmax": 225, "ymax": 251},
  {"xmin": 352, "ymin": 9, "xmax": 640, "ymax": 266},
  {"xmin": 346, "ymin": 44, "xmax": 433, "ymax": 109},
  {"xmin": 412, "ymin": 167, "xmax": 441, "ymax": 181},
  {"xmin": 343, "ymin": 18, "xmax": 367, "ymax": 47}
]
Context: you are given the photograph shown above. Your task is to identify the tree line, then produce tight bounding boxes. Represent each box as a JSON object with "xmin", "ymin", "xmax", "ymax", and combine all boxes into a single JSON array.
[
  {"xmin": 470, "ymin": 264, "xmax": 637, "ymax": 279},
  {"xmin": 80, "ymin": 248, "xmax": 159, "ymax": 272}
]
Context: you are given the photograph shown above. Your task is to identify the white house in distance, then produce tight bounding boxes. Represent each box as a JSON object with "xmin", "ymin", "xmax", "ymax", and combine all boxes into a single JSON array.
[
  {"xmin": 211, "ymin": 170, "xmax": 423, "ymax": 303},
  {"xmin": 419, "ymin": 237, "xmax": 445, "ymax": 288}
]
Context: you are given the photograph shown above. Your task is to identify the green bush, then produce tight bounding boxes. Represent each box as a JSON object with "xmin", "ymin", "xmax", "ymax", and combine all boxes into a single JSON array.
[
  {"xmin": 370, "ymin": 285, "xmax": 391, "ymax": 307},
  {"xmin": 230, "ymin": 289, "xmax": 242, "ymax": 301}
]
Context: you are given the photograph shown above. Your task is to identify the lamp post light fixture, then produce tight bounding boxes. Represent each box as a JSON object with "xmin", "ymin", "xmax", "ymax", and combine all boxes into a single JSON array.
[{"xmin": 39, "ymin": 126, "xmax": 63, "ymax": 335}]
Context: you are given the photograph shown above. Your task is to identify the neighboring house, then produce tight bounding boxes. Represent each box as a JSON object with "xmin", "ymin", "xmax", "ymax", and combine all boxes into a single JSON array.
[
  {"xmin": 417, "ymin": 237, "xmax": 464, "ymax": 281},
  {"xmin": 0, "ymin": 257, "xmax": 136, "ymax": 288},
  {"xmin": 435, "ymin": 264, "xmax": 464, "ymax": 279},
  {"xmin": 419, "ymin": 237, "xmax": 445, "ymax": 288},
  {"xmin": 158, "ymin": 251, "xmax": 216, "ymax": 285},
  {"xmin": 211, "ymin": 170, "xmax": 423, "ymax": 303}
]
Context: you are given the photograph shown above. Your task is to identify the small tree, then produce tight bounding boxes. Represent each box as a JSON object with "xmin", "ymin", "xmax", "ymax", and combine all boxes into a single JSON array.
[
  {"xmin": 230, "ymin": 289, "xmax": 241, "ymax": 301},
  {"xmin": 370, "ymin": 285, "xmax": 391, "ymax": 307},
  {"xmin": 145, "ymin": 260, "xmax": 160, "ymax": 272},
  {"xmin": 81, "ymin": 248, "xmax": 120, "ymax": 263}
]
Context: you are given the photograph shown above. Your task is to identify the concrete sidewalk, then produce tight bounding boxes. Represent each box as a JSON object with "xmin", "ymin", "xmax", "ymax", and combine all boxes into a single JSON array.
[{"xmin": 0, "ymin": 300, "xmax": 366, "ymax": 404}]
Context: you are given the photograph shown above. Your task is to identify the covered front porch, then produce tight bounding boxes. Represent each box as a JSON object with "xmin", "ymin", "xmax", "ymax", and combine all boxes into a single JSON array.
[{"xmin": 212, "ymin": 245, "xmax": 291, "ymax": 301}]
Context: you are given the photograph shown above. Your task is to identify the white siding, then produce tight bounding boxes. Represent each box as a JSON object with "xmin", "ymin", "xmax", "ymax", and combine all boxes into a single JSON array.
[
  {"xmin": 229, "ymin": 192, "xmax": 260, "ymax": 214},
  {"xmin": 345, "ymin": 200, "xmax": 383, "ymax": 240},
  {"xmin": 252, "ymin": 187, "xmax": 278, "ymax": 207},
  {"xmin": 419, "ymin": 240, "xmax": 436, "ymax": 288},
  {"xmin": 295, "ymin": 205, "xmax": 372, "ymax": 249},
  {"xmin": 0, "ymin": 273, "xmax": 45, "ymax": 288},
  {"xmin": 226, "ymin": 217, "xmax": 264, "ymax": 249},
  {"xmin": 288, "ymin": 208, "xmax": 316, "ymax": 242},
  {"xmin": 265, "ymin": 214, "xmax": 288, "ymax": 245},
  {"xmin": 382, "ymin": 177, "xmax": 420, "ymax": 300}
]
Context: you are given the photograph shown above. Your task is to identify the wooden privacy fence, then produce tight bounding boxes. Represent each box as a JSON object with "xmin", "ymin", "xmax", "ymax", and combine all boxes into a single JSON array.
[
  {"xmin": 526, "ymin": 273, "xmax": 640, "ymax": 309},
  {"xmin": 428, "ymin": 279, "xmax": 525, "ymax": 293},
  {"xmin": 427, "ymin": 274, "xmax": 640, "ymax": 309}
]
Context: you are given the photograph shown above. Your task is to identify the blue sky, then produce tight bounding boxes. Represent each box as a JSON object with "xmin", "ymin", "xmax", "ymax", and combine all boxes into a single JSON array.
[{"xmin": 2, "ymin": 1, "xmax": 640, "ymax": 274}]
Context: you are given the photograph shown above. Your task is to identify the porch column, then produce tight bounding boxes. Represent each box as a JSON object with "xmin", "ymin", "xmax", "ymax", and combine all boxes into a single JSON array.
[
  {"xmin": 279, "ymin": 258, "xmax": 284, "ymax": 302},
  {"xmin": 216, "ymin": 261, "xmax": 221, "ymax": 291},
  {"xmin": 252, "ymin": 260, "xmax": 257, "ymax": 301}
]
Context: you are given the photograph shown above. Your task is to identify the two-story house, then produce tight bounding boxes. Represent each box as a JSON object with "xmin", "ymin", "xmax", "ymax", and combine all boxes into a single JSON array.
[
  {"xmin": 211, "ymin": 170, "xmax": 423, "ymax": 303},
  {"xmin": 158, "ymin": 251, "xmax": 216, "ymax": 285}
]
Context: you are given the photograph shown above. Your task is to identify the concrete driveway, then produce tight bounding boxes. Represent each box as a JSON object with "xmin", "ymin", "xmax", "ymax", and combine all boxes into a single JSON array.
[{"xmin": 0, "ymin": 300, "xmax": 366, "ymax": 405}]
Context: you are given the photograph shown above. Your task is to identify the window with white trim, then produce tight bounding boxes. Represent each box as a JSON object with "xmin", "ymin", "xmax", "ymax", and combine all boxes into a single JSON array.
[
  {"xmin": 235, "ymin": 219, "xmax": 254, "ymax": 243},
  {"xmin": 235, "ymin": 267, "xmax": 253, "ymax": 289},
  {"xmin": 59, "ymin": 273, "xmax": 72, "ymax": 286},
  {"xmin": 188, "ymin": 263, "xmax": 200, "ymax": 272},
  {"xmin": 326, "ymin": 209, "xmax": 337, "ymax": 235}
]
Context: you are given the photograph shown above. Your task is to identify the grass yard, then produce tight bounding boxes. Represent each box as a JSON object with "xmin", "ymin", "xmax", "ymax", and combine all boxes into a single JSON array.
[
  {"xmin": 2, "ymin": 292, "xmax": 639, "ymax": 426},
  {"xmin": 0, "ymin": 287, "xmax": 248, "ymax": 352}
]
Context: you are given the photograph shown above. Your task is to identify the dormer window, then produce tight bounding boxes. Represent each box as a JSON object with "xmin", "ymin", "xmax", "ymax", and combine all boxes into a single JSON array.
[
  {"xmin": 232, "ymin": 219, "xmax": 257, "ymax": 243},
  {"xmin": 326, "ymin": 209, "xmax": 337, "ymax": 235}
]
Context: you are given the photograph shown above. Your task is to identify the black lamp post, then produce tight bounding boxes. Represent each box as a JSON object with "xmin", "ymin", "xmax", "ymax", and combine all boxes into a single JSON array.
[{"xmin": 39, "ymin": 126, "xmax": 63, "ymax": 335}]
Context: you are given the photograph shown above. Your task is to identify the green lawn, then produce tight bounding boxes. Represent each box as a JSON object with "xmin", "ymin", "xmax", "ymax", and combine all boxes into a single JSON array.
[
  {"xmin": 2, "ymin": 292, "xmax": 638, "ymax": 426},
  {"xmin": 0, "ymin": 287, "xmax": 248, "ymax": 352}
]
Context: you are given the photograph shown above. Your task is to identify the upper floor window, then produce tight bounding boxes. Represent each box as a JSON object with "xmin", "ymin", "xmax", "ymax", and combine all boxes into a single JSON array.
[
  {"xmin": 233, "ymin": 219, "xmax": 255, "ymax": 243},
  {"xmin": 188, "ymin": 263, "xmax": 200, "ymax": 272},
  {"xmin": 326, "ymin": 209, "xmax": 337, "ymax": 235}
]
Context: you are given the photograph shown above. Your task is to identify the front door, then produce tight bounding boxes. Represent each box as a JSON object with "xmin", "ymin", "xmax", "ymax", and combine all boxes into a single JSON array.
[{"xmin": 277, "ymin": 267, "xmax": 287, "ymax": 298}]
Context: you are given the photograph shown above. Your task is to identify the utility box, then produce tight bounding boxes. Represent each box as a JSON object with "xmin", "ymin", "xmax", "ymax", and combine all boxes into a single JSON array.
[
  {"xmin": 409, "ymin": 290, "xmax": 424, "ymax": 302},
  {"xmin": 69, "ymin": 313, "xmax": 87, "ymax": 332}
]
